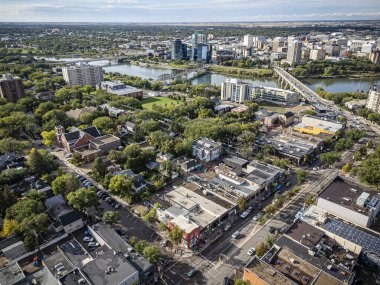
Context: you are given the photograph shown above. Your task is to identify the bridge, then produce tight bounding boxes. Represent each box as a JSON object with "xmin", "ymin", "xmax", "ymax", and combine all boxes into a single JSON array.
[
  {"xmin": 273, "ymin": 66, "xmax": 333, "ymax": 109},
  {"xmin": 157, "ymin": 67, "xmax": 208, "ymax": 82}
]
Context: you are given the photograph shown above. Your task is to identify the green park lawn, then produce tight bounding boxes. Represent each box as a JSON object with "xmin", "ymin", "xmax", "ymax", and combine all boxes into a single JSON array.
[{"xmin": 142, "ymin": 96, "xmax": 183, "ymax": 109}]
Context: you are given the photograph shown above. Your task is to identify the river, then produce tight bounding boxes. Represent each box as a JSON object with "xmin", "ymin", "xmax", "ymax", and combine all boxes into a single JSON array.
[{"xmin": 104, "ymin": 64, "xmax": 379, "ymax": 93}]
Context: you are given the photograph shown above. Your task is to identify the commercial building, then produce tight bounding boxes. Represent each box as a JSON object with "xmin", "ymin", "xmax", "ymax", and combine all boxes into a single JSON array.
[
  {"xmin": 171, "ymin": 38, "xmax": 187, "ymax": 60},
  {"xmin": 309, "ymin": 48, "xmax": 326, "ymax": 60},
  {"xmin": 196, "ymin": 43, "xmax": 212, "ymax": 63},
  {"xmin": 245, "ymin": 161, "xmax": 285, "ymax": 189},
  {"xmin": 251, "ymin": 86, "xmax": 299, "ymax": 105},
  {"xmin": 158, "ymin": 183, "xmax": 235, "ymax": 249},
  {"xmin": 191, "ymin": 31, "xmax": 207, "ymax": 61},
  {"xmin": 99, "ymin": 81, "xmax": 143, "ymax": 99},
  {"xmin": 0, "ymin": 262, "xmax": 26, "ymax": 285},
  {"xmin": 293, "ymin": 116, "xmax": 343, "ymax": 136},
  {"xmin": 221, "ymin": 79, "xmax": 251, "ymax": 103},
  {"xmin": 272, "ymin": 37, "xmax": 287, "ymax": 53},
  {"xmin": 369, "ymin": 50, "xmax": 380, "ymax": 64},
  {"xmin": 192, "ymin": 137, "xmax": 222, "ymax": 162},
  {"xmin": 303, "ymin": 205, "xmax": 380, "ymax": 269},
  {"xmin": 317, "ymin": 176, "xmax": 380, "ymax": 228},
  {"xmin": 287, "ymin": 40, "xmax": 302, "ymax": 65},
  {"xmin": 0, "ymin": 74, "xmax": 25, "ymax": 102},
  {"xmin": 63, "ymin": 62, "xmax": 103, "ymax": 87},
  {"xmin": 366, "ymin": 85, "xmax": 380, "ymax": 113}
]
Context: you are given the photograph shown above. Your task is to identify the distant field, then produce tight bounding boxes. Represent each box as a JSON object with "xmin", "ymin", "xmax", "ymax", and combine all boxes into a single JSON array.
[{"xmin": 142, "ymin": 96, "xmax": 182, "ymax": 109}]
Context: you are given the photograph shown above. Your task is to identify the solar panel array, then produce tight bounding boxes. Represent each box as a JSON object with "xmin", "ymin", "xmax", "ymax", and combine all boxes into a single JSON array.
[{"xmin": 324, "ymin": 219, "xmax": 380, "ymax": 256}]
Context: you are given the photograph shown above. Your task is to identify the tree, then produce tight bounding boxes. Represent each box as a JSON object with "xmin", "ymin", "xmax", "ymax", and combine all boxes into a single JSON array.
[
  {"xmin": 135, "ymin": 240, "xmax": 147, "ymax": 254},
  {"xmin": 52, "ymin": 173, "xmax": 80, "ymax": 196},
  {"xmin": 158, "ymin": 223, "xmax": 167, "ymax": 232},
  {"xmin": 41, "ymin": 130, "xmax": 56, "ymax": 147},
  {"xmin": 320, "ymin": 152, "xmax": 341, "ymax": 167},
  {"xmin": 92, "ymin": 116, "xmax": 116, "ymax": 134},
  {"xmin": 0, "ymin": 137, "xmax": 30, "ymax": 155},
  {"xmin": 108, "ymin": 175, "xmax": 133, "ymax": 198},
  {"xmin": 305, "ymin": 194, "xmax": 317, "ymax": 207},
  {"xmin": 92, "ymin": 157, "xmax": 107, "ymax": 182},
  {"xmin": 255, "ymin": 242, "xmax": 268, "ymax": 257},
  {"xmin": 67, "ymin": 187, "xmax": 100, "ymax": 214},
  {"xmin": 262, "ymin": 145, "xmax": 275, "ymax": 156},
  {"xmin": 342, "ymin": 163, "xmax": 351, "ymax": 173},
  {"xmin": 296, "ymin": 169, "xmax": 309, "ymax": 185},
  {"xmin": 237, "ymin": 196, "xmax": 246, "ymax": 211},
  {"xmin": 142, "ymin": 208, "xmax": 157, "ymax": 224},
  {"xmin": 168, "ymin": 227, "xmax": 184, "ymax": 246},
  {"xmin": 103, "ymin": 211, "xmax": 120, "ymax": 225},
  {"xmin": 0, "ymin": 185, "xmax": 17, "ymax": 218},
  {"xmin": 359, "ymin": 158, "xmax": 380, "ymax": 189},
  {"xmin": 234, "ymin": 279, "xmax": 250, "ymax": 285},
  {"xmin": 264, "ymin": 204, "xmax": 276, "ymax": 215},
  {"xmin": 27, "ymin": 148, "xmax": 58, "ymax": 176},
  {"xmin": 143, "ymin": 246, "xmax": 161, "ymax": 264}
]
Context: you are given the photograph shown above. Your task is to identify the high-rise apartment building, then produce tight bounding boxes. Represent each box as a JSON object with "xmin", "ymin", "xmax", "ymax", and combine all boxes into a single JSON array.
[
  {"xmin": 63, "ymin": 62, "xmax": 103, "ymax": 87},
  {"xmin": 0, "ymin": 74, "xmax": 25, "ymax": 102},
  {"xmin": 287, "ymin": 40, "xmax": 302, "ymax": 65},
  {"xmin": 366, "ymin": 85, "xmax": 380, "ymax": 114},
  {"xmin": 196, "ymin": 43, "xmax": 212, "ymax": 63},
  {"xmin": 191, "ymin": 31, "xmax": 207, "ymax": 61},
  {"xmin": 221, "ymin": 79, "xmax": 251, "ymax": 103},
  {"xmin": 272, "ymin": 37, "xmax": 286, "ymax": 52},
  {"xmin": 243, "ymin": 34, "xmax": 253, "ymax": 47},
  {"xmin": 171, "ymin": 39, "xmax": 187, "ymax": 60}
]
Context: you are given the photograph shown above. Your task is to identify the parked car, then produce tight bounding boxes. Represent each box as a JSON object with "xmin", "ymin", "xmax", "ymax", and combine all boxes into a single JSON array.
[
  {"xmin": 247, "ymin": 206, "xmax": 253, "ymax": 212},
  {"xmin": 88, "ymin": 242, "xmax": 100, "ymax": 247},
  {"xmin": 269, "ymin": 226, "xmax": 276, "ymax": 234},
  {"xmin": 247, "ymin": 248, "xmax": 256, "ymax": 256},
  {"xmin": 232, "ymin": 231, "xmax": 240, "ymax": 239},
  {"xmin": 240, "ymin": 211, "xmax": 249, "ymax": 219},
  {"xmin": 161, "ymin": 240, "xmax": 168, "ymax": 247},
  {"xmin": 280, "ymin": 213, "xmax": 290, "ymax": 219},
  {"xmin": 83, "ymin": 236, "xmax": 94, "ymax": 242},
  {"xmin": 114, "ymin": 203, "xmax": 120, "ymax": 209},
  {"xmin": 105, "ymin": 197, "xmax": 111, "ymax": 202},
  {"xmin": 253, "ymin": 213, "xmax": 261, "ymax": 221},
  {"xmin": 286, "ymin": 182, "xmax": 291, "ymax": 187},
  {"xmin": 187, "ymin": 267, "xmax": 198, "ymax": 278},
  {"xmin": 224, "ymin": 223, "xmax": 231, "ymax": 231}
]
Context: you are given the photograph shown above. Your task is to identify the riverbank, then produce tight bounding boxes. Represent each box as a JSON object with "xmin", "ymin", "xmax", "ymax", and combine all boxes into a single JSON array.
[
  {"xmin": 296, "ymin": 73, "xmax": 380, "ymax": 80},
  {"xmin": 209, "ymin": 65, "xmax": 273, "ymax": 77}
]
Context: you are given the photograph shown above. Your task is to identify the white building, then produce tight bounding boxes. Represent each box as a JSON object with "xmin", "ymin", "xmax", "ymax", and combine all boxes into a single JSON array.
[
  {"xmin": 287, "ymin": 40, "xmax": 302, "ymax": 65},
  {"xmin": 221, "ymin": 79, "xmax": 251, "ymax": 103},
  {"xmin": 366, "ymin": 85, "xmax": 380, "ymax": 114},
  {"xmin": 243, "ymin": 34, "xmax": 254, "ymax": 47},
  {"xmin": 62, "ymin": 62, "xmax": 103, "ymax": 87},
  {"xmin": 309, "ymin": 48, "xmax": 326, "ymax": 60},
  {"xmin": 251, "ymin": 86, "xmax": 299, "ymax": 105},
  {"xmin": 317, "ymin": 176, "xmax": 380, "ymax": 228},
  {"xmin": 192, "ymin": 138, "xmax": 222, "ymax": 162}
]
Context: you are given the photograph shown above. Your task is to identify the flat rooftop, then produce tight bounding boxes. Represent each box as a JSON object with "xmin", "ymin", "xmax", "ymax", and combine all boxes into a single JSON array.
[
  {"xmin": 59, "ymin": 239, "xmax": 93, "ymax": 268},
  {"xmin": 81, "ymin": 250, "xmax": 138, "ymax": 285},
  {"xmin": 0, "ymin": 262, "xmax": 25, "ymax": 285},
  {"xmin": 90, "ymin": 223, "xmax": 152, "ymax": 273},
  {"xmin": 275, "ymin": 235, "xmax": 354, "ymax": 284},
  {"xmin": 90, "ymin": 134, "xmax": 120, "ymax": 145},
  {"xmin": 318, "ymin": 176, "xmax": 380, "ymax": 216},
  {"xmin": 59, "ymin": 269, "xmax": 90, "ymax": 285},
  {"xmin": 286, "ymin": 221, "xmax": 324, "ymax": 248},
  {"xmin": 245, "ymin": 257, "xmax": 295, "ymax": 285},
  {"xmin": 44, "ymin": 251, "xmax": 74, "ymax": 278}
]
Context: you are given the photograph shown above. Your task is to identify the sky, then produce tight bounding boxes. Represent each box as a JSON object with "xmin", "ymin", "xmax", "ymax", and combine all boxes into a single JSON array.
[{"xmin": 0, "ymin": 0, "xmax": 379, "ymax": 22}]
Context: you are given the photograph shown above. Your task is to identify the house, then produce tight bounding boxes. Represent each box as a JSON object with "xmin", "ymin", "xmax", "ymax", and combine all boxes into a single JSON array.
[
  {"xmin": 0, "ymin": 153, "xmax": 23, "ymax": 171},
  {"xmin": 278, "ymin": 111, "xmax": 295, "ymax": 126},
  {"xmin": 50, "ymin": 202, "xmax": 86, "ymax": 234},
  {"xmin": 125, "ymin": 121, "xmax": 137, "ymax": 133},
  {"xmin": 65, "ymin": 106, "xmax": 97, "ymax": 120},
  {"xmin": 145, "ymin": 161, "xmax": 160, "ymax": 170},
  {"xmin": 0, "ymin": 237, "xmax": 25, "ymax": 260},
  {"xmin": 55, "ymin": 125, "xmax": 121, "ymax": 161},
  {"xmin": 175, "ymin": 157, "xmax": 201, "ymax": 173},
  {"xmin": 263, "ymin": 113, "xmax": 279, "ymax": 126},
  {"xmin": 192, "ymin": 138, "xmax": 222, "ymax": 162},
  {"xmin": 112, "ymin": 169, "xmax": 150, "ymax": 192}
]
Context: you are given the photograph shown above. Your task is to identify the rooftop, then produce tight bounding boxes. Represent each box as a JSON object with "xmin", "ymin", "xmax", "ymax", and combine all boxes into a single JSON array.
[
  {"xmin": 59, "ymin": 239, "xmax": 93, "ymax": 268},
  {"xmin": 59, "ymin": 269, "xmax": 91, "ymax": 285},
  {"xmin": 90, "ymin": 223, "xmax": 153, "ymax": 273},
  {"xmin": 193, "ymin": 137, "xmax": 221, "ymax": 149},
  {"xmin": 81, "ymin": 250, "xmax": 139, "ymax": 285},
  {"xmin": 44, "ymin": 251, "xmax": 74, "ymax": 278},
  {"xmin": 90, "ymin": 134, "xmax": 120, "ymax": 146},
  {"xmin": 244, "ymin": 257, "xmax": 295, "ymax": 285},
  {"xmin": 318, "ymin": 176, "xmax": 380, "ymax": 216},
  {"xmin": 0, "ymin": 262, "xmax": 25, "ymax": 285}
]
